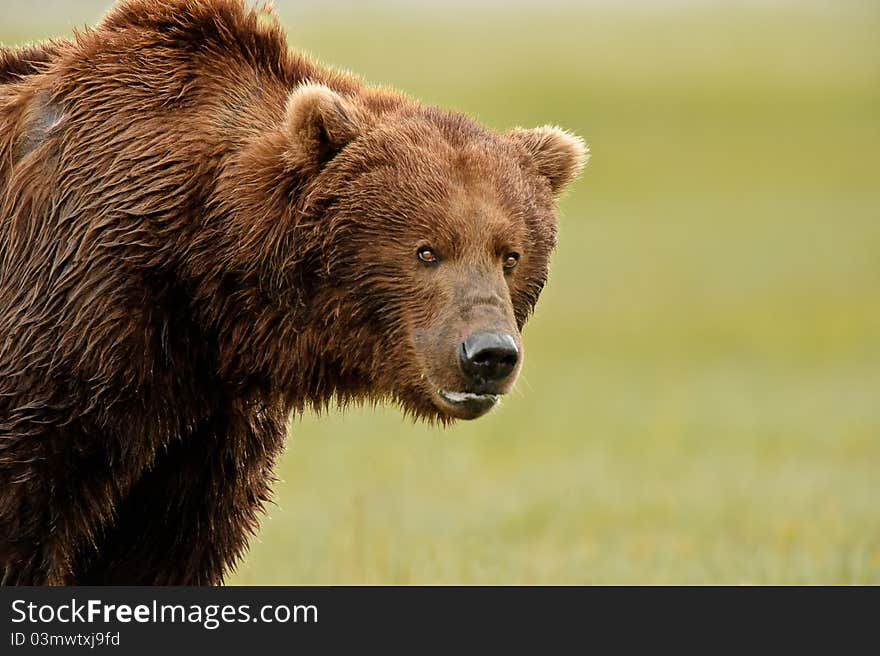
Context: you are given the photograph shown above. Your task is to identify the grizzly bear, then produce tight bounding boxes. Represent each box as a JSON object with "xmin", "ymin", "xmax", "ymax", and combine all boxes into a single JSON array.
[{"xmin": 0, "ymin": 0, "xmax": 587, "ymax": 585}]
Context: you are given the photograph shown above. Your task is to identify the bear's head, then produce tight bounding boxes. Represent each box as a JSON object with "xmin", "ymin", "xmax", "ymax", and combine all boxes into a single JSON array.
[{"xmin": 254, "ymin": 83, "xmax": 587, "ymax": 421}]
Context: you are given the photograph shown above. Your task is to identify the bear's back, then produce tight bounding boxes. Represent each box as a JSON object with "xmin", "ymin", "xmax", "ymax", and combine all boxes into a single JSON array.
[{"xmin": 0, "ymin": 42, "xmax": 61, "ymax": 85}]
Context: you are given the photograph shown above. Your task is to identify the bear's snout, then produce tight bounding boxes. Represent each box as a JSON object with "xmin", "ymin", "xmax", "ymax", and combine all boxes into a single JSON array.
[
  {"xmin": 458, "ymin": 331, "xmax": 519, "ymax": 391},
  {"xmin": 430, "ymin": 328, "xmax": 522, "ymax": 421}
]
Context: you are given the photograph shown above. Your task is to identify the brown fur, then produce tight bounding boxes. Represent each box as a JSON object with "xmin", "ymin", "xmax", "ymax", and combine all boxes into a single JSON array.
[{"xmin": 0, "ymin": 0, "xmax": 587, "ymax": 585}]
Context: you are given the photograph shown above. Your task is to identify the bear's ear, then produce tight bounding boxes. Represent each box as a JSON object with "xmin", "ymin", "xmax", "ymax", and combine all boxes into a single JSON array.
[
  {"xmin": 284, "ymin": 82, "xmax": 365, "ymax": 164},
  {"xmin": 508, "ymin": 126, "xmax": 589, "ymax": 195}
]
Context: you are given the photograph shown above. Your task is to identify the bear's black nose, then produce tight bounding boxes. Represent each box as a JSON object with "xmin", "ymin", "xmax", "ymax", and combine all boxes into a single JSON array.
[{"xmin": 459, "ymin": 331, "xmax": 519, "ymax": 387}]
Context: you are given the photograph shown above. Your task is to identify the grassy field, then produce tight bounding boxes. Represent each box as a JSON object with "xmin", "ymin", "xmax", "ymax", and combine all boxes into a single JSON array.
[{"xmin": 3, "ymin": 1, "xmax": 879, "ymax": 584}]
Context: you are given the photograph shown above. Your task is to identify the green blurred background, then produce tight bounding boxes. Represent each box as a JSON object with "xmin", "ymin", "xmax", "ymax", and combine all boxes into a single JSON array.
[{"xmin": 3, "ymin": 0, "xmax": 878, "ymax": 584}]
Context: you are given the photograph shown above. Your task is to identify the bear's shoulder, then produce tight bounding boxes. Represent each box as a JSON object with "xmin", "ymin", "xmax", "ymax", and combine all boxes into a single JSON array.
[{"xmin": 96, "ymin": 0, "xmax": 295, "ymax": 80}]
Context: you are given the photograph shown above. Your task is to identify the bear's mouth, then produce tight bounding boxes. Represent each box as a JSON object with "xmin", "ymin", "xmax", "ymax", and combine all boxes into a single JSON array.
[{"xmin": 435, "ymin": 389, "xmax": 500, "ymax": 420}]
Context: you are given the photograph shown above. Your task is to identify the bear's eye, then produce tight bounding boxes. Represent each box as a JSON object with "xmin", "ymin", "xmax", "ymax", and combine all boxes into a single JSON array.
[
  {"xmin": 503, "ymin": 252, "xmax": 520, "ymax": 270},
  {"xmin": 417, "ymin": 247, "xmax": 439, "ymax": 265}
]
